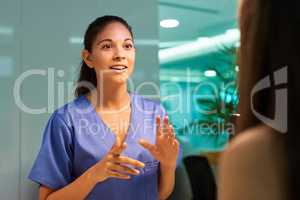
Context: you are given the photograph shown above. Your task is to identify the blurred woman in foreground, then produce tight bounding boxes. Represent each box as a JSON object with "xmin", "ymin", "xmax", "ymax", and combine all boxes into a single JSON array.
[{"xmin": 218, "ymin": 0, "xmax": 299, "ymax": 199}]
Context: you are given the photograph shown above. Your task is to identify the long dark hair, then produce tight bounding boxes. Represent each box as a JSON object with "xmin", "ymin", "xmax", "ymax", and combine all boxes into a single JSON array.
[
  {"xmin": 74, "ymin": 15, "xmax": 134, "ymax": 97},
  {"xmin": 238, "ymin": 0, "xmax": 299, "ymax": 199}
]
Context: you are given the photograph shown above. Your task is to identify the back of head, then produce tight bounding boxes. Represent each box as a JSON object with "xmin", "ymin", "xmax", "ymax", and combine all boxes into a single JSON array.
[{"xmin": 238, "ymin": 0, "xmax": 300, "ymax": 198}]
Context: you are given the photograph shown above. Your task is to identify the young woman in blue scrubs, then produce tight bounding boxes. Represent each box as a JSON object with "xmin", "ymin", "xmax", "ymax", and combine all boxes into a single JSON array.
[{"xmin": 28, "ymin": 16, "xmax": 180, "ymax": 200}]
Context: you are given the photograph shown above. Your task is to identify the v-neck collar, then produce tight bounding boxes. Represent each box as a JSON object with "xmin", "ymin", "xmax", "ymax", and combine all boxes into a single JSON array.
[{"xmin": 81, "ymin": 92, "xmax": 136, "ymax": 149}]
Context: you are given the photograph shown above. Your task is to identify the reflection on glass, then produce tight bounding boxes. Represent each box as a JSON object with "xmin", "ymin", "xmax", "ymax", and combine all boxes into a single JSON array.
[
  {"xmin": 159, "ymin": 1, "xmax": 239, "ymax": 157},
  {"xmin": 0, "ymin": 56, "xmax": 13, "ymax": 77}
]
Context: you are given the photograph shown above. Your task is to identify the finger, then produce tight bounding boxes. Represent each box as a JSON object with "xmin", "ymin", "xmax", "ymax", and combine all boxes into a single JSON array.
[
  {"xmin": 115, "ymin": 142, "xmax": 127, "ymax": 156},
  {"xmin": 110, "ymin": 136, "xmax": 126, "ymax": 156},
  {"xmin": 163, "ymin": 115, "xmax": 170, "ymax": 132},
  {"xmin": 156, "ymin": 116, "xmax": 162, "ymax": 136},
  {"xmin": 108, "ymin": 163, "xmax": 140, "ymax": 175},
  {"xmin": 113, "ymin": 156, "xmax": 145, "ymax": 168},
  {"xmin": 172, "ymin": 139, "xmax": 179, "ymax": 147},
  {"xmin": 111, "ymin": 136, "xmax": 121, "ymax": 151},
  {"xmin": 107, "ymin": 169, "xmax": 130, "ymax": 179},
  {"xmin": 168, "ymin": 124, "xmax": 175, "ymax": 139},
  {"xmin": 163, "ymin": 124, "xmax": 173, "ymax": 141},
  {"xmin": 110, "ymin": 146, "xmax": 126, "ymax": 157},
  {"xmin": 139, "ymin": 139, "xmax": 158, "ymax": 155}
]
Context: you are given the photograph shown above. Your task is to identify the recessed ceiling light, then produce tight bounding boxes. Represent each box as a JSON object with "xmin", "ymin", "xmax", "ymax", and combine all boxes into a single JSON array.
[
  {"xmin": 204, "ymin": 70, "xmax": 217, "ymax": 77},
  {"xmin": 0, "ymin": 26, "xmax": 13, "ymax": 35},
  {"xmin": 160, "ymin": 19, "xmax": 180, "ymax": 28},
  {"xmin": 69, "ymin": 37, "xmax": 83, "ymax": 44},
  {"xmin": 235, "ymin": 66, "xmax": 239, "ymax": 72}
]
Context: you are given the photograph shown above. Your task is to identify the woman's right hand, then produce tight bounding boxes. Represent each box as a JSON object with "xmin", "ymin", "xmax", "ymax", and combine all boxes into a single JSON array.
[{"xmin": 91, "ymin": 136, "xmax": 145, "ymax": 183}]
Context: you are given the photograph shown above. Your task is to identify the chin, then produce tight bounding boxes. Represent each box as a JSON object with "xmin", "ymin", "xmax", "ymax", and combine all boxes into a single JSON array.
[{"xmin": 110, "ymin": 74, "xmax": 130, "ymax": 84}]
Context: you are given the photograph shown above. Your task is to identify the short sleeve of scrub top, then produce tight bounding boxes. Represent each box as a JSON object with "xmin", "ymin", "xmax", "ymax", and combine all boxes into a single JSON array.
[
  {"xmin": 28, "ymin": 110, "xmax": 74, "ymax": 189},
  {"xmin": 28, "ymin": 92, "xmax": 180, "ymax": 199}
]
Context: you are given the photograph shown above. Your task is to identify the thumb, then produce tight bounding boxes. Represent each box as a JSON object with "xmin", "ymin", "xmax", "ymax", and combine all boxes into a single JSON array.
[
  {"xmin": 139, "ymin": 139, "xmax": 157, "ymax": 155},
  {"xmin": 111, "ymin": 136, "xmax": 126, "ymax": 155}
]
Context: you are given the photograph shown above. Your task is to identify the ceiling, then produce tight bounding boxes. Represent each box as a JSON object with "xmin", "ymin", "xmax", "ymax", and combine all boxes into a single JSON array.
[{"xmin": 159, "ymin": 0, "xmax": 238, "ymax": 49}]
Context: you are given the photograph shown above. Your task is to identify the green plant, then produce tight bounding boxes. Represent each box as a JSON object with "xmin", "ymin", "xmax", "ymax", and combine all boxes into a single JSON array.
[{"xmin": 177, "ymin": 44, "xmax": 239, "ymax": 145}]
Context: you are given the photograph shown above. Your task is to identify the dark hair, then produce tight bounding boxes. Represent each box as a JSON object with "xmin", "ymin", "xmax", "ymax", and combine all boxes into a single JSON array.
[
  {"xmin": 238, "ymin": 0, "xmax": 299, "ymax": 199},
  {"xmin": 237, "ymin": 0, "xmax": 272, "ymax": 132},
  {"xmin": 74, "ymin": 15, "xmax": 134, "ymax": 97}
]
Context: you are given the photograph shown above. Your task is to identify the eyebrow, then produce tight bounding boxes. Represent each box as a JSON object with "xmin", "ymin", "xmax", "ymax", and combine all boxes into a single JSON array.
[{"xmin": 96, "ymin": 38, "xmax": 133, "ymax": 45}]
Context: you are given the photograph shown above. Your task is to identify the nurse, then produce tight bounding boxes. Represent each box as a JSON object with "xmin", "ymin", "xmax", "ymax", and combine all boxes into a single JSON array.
[{"xmin": 28, "ymin": 15, "xmax": 180, "ymax": 200}]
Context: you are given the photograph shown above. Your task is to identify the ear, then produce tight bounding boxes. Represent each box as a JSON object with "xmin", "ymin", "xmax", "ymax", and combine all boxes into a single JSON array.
[{"xmin": 81, "ymin": 49, "xmax": 94, "ymax": 68}]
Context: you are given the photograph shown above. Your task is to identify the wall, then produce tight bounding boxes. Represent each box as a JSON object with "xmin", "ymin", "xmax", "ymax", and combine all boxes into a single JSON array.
[{"xmin": 0, "ymin": 0, "xmax": 158, "ymax": 199}]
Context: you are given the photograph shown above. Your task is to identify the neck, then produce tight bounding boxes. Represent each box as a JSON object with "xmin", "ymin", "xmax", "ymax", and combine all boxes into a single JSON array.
[{"xmin": 91, "ymin": 82, "xmax": 130, "ymax": 111}]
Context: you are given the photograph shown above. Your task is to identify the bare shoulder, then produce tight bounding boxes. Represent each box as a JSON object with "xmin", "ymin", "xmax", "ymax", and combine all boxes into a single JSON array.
[
  {"xmin": 219, "ymin": 125, "xmax": 282, "ymax": 175},
  {"xmin": 226, "ymin": 125, "xmax": 284, "ymax": 156},
  {"xmin": 218, "ymin": 125, "xmax": 288, "ymax": 200}
]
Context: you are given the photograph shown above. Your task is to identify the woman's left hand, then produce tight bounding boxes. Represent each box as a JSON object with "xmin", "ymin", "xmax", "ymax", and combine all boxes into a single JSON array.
[{"xmin": 139, "ymin": 116, "xmax": 180, "ymax": 169}]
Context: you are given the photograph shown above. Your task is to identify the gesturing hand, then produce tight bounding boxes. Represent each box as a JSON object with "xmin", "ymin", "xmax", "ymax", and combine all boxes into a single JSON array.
[
  {"xmin": 139, "ymin": 116, "xmax": 180, "ymax": 169},
  {"xmin": 92, "ymin": 136, "xmax": 145, "ymax": 183}
]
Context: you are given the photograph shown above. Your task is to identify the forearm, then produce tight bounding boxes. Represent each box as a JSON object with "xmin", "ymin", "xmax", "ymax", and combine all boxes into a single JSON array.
[
  {"xmin": 47, "ymin": 166, "xmax": 98, "ymax": 200},
  {"xmin": 158, "ymin": 164, "xmax": 176, "ymax": 200}
]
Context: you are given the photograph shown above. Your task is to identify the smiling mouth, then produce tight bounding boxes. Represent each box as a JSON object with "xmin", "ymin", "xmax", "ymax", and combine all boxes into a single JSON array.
[{"xmin": 109, "ymin": 65, "xmax": 128, "ymax": 73}]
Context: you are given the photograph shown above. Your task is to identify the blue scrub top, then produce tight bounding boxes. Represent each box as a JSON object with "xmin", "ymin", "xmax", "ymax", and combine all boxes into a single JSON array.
[{"xmin": 28, "ymin": 92, "xmax": 172, "ymax": 200}]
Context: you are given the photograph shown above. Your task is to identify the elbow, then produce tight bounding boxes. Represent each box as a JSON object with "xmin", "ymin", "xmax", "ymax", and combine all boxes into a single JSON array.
[
  {"xmin": 159, "ymin": 189, "xmax": 174, "ymax": 200},
  {"xmin": 40, "ymin": 194, "xmax": 51, "ymax": 200},
  {"xmin": 39, "ymin": 185, "xmax": 55, "ymax": 200}
]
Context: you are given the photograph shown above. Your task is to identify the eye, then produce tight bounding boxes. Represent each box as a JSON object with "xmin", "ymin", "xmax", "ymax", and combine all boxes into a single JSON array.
[
  {"xmin": 101, "ymin": 43, "xmax": 112, "ymax": 50},
  {"xmin": 124, "ymin": 43, "xmax": 134, "ymax": 50}
]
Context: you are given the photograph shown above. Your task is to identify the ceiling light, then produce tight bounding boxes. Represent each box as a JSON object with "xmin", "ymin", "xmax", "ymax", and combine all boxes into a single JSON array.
[
  {"xmin": 160, "ymin": 19, "xmax": 179, "ymax": 28},
  {"xmin": 159, "ymin": 28, "xmax": 240, "ymax": 64},
  {"xmin": 197, "ymin": 37, "xmax": 210, "ymax": 42},
  {"xmin": 0, "ymin": 26, "xmax": 13, "ymax": 35},
  {"xmin": 225, "ymin": 28, "xmax": 240, "ymax": 37},
  {"xmin": 204, "ymin": 70, "xmax": 217, "ymax": 77},
  {"xmin": 235, "ymin": 66, "xmax": 239, "ymax": 72},
  {"xmin": 69, "ymin": 37, "xmax": 83, "ymax": 44}
]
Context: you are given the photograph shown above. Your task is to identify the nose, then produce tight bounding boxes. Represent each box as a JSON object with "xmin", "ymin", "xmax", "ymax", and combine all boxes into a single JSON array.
[
  {"xmin": 113, "ymin": 55, "xmax": 126, "ymax": 61},
  {"xmin": 113, "ymin": 46, "xmax": 126, "ymax": 61}
]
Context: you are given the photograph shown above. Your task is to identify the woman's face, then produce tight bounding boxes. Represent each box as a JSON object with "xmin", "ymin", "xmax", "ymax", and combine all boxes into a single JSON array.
[{"xmin": 83, "ymin": 22, "xmax": 135, "ymax": 85}]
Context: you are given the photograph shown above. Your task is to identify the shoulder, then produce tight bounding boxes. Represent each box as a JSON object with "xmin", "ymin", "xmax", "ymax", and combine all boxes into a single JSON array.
[
  {"xmin": 47, "ymin": 96, "xmax": 87, "ymax": 127},
  {"xmin": 218, "ymin": 125, "xmax": 288, "ymax": 199},
  {"xmin": 221, "ymin": 125, "xmax": 284, "ymax": 162}
]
